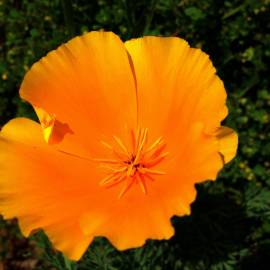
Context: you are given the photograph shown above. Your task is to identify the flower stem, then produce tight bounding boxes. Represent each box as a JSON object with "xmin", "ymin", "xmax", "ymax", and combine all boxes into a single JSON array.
[{"xmin": 61, "ymin": 0, "xmax": 75, "ymax": 38}]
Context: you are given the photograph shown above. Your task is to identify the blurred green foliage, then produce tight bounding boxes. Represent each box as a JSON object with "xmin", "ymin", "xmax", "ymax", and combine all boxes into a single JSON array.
[{"xmin": 0, "ymin": 0, "xmax": 270, "ymax": 269}]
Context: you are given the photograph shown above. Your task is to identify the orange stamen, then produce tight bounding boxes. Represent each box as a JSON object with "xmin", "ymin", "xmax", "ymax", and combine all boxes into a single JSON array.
[{"xmin": 96, "ymin": 128, "xmax": 168, "ymax": 198}]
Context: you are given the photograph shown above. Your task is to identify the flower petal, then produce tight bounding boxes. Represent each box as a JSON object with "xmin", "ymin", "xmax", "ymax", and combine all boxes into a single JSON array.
[
  {"xmin": 80, "ymin": 188, "xmax": 175, "ymax": 250},
  {"xmin": 124, "ymin": 36, "xmax": 230, "ymax": 218},
  {"xmin": 20, "ymin": 31, "xmax": 137, "ymax": 155},
  {"xmin": 79, "ymin": 124, "xmax": 220, "ymax": 250},
  {"xmin": 0, "ymin": 118, "xmax": 104, "ymax": 260},
  {"xmin": 0, "ymin": 119, "xmax": 175, "ymax": 256},
  {"xmin": 34, "ymin": 106, "xmax": 73, "ymax": 144},
  {"xmin": 146, "ymin": 122, "xmax": 223, "ymax": 221},
  {"xmin": 215, "ymin": 126, "xmax": 238, "ymax": 163},
  {"xmin": 19, "ymin": 217, "xmax": 93, "ymax": 261},
  {"xmin": 79, "ymin": 124, "xmax": 221, "ymax": 250},
  {"xmin": 125, "ymin": 36, "xmax": 227, "ymax": 139}
]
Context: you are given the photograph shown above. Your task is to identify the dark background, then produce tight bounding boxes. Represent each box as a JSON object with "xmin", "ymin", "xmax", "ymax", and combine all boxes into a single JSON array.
[{"xmin": 0, "ymin": 0, "xmax": 270, "ymax": 269}]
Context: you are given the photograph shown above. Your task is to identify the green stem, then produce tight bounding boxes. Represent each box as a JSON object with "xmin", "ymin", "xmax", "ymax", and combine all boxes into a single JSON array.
[
  {"xmin": 61, "ymin": 0, "xmax": 75, "ymax": 38},
  {"xmin": 222, "ymin": 3, "xmax": 246, "ymax": 20},
  {"xmin": 143, "ymin": 0, "xmax": 158, "ymax": 35},
  {"xmin": 63, "ymin": 255, "xmax": 75, "ymax": 270}
]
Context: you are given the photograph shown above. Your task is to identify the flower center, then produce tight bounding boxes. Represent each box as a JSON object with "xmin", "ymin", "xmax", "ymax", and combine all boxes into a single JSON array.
[{"xmin": 94, "ymin": 128, "xmax": 168, "ymax": 198}]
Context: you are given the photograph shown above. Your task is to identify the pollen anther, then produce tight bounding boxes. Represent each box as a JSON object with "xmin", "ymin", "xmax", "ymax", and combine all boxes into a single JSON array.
[{"xmin": 96, "ymin": 128, "xmax": 168, "ymax": 198}]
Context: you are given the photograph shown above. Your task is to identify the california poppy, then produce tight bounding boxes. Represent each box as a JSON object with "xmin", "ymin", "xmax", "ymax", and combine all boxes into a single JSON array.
[{"xmin": 0, "ymin": 31, "xmax": 238, "ymax": 260}]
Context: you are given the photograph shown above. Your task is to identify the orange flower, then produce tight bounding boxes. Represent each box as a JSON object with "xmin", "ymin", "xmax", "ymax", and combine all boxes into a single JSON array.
[{"xmin": 0, "ymin": 32, "xmax": 238, "ymax": 260}]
